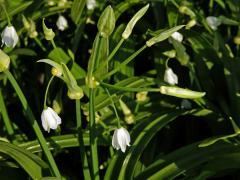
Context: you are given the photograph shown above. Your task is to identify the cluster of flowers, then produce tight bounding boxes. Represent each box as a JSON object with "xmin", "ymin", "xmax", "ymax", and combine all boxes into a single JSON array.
[{"xmin": 0, "ymin": 2, "xmax": 221, "ymax": 153}]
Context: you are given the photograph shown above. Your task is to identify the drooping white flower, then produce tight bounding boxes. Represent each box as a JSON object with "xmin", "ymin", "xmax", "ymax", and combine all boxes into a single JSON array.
[
  {"xmin": 112, "ymin": 127, "xmax": 130, "ymax": 153},
  {"xmin": 164, "ymin": 68, "xmax": 178, "ymax": 85},
  {"xmin": 171, "ymin": 32, "xmax": 183, "ymax": 42},
  {"xmin": 56, "ymin": 15, "xmax": 68, "ymax": 31},
  {"xmin": 41, "ymin": 107, "xmax": 61, "ymax": 133},
  {"xmin": 206, "ymin": 16, "xmax": 221, "ymax": 30},
  {"xmin": 1, "ymin": 26, "xmax": 19, "ymax": 48},
  {"xmin": 86, "ymin": 0, "xmax": 97, "ymax": 10}
]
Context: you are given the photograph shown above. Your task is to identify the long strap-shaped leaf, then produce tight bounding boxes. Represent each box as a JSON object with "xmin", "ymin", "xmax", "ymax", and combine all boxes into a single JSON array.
[
  {"xmin": 0, "ymin": 141, "xmax": 48, "ymax": 179},
  {"xmin": 136, "ymin": 137, "xmax": 240, "ymax": 179},
  {"xmin": 104, "ymin": 110, "xmax": 188, "ymax": 180}
]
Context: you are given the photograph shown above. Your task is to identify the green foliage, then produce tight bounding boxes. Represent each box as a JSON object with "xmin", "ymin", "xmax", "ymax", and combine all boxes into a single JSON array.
[{"xmin": 1, "ymin": 0, "xmax": 240, "ymax": 179}]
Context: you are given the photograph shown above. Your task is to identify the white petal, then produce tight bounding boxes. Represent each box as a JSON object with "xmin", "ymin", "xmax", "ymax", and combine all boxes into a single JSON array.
[
  {"xmin": 117, "ymin": 129, "xmax": 126, "ymax": 153},
  {"xmin": 56, "ymin": 16, "xmax": 68, "ymax": 31},
  {"xmin": 122, "ymin": 128, "xmax": 131, "ymax": 146},
  {"xmin": 41, "ymin": 110, "xmax": 49, "ymax": 132},
  {"xmin": 164, "ymin": 68, "xmax": 178, "ymax": 85},
  {"xmin": 171, "ymin": 32, "xmax": 183, "ymax": 42},
  {"xmin": 1, "ymin": 26, "xmax": 18, "ymax": 48},
  {"xmin": 86, "ymin": 0, "xmax": 96, "ymax": 10},
  {"xmin": 206, "ymin": 16, "xmax": 221, "ymax": 30},
  {"xmin": 112, "ymin": 129, "xmax": 120, "ymax": 150}
]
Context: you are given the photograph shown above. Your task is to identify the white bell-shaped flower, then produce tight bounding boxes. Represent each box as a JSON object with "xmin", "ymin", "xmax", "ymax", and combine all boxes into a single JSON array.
[
  {"xmin": 86, "ymin": 0, "xmax": 97, "ymax": 10},
  {"xmin": 206, "ymin": 16, "xmax": 221, "ymax": 30},
  {"xmin": 56, "ymin": 15, "xmax": 68, "ymax": 31},
  {"xmin": 164, "ymin": 68, "xmax": 178, "ymax": 85},
  {"xmin": 1, "ymin": 26, "xmax": 19, "ymax": 48},
  {"xmin": 112, "ymin": 127, "xmax": 130, "ymax": 153},
  {"xmin": 41, "ymin": 107, "xmax": 61, "ymax": 133},
  {"xmin": 171, "ymin": 32, "xmax": 183, "ymax": 42}
]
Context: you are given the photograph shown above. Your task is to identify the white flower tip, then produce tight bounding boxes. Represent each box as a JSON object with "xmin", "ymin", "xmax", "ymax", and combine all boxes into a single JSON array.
[
  {"xmin": 1, "ymin": 25, "xmax": 19, "ymax": 48},
  {"xmin": 56, "ymin": 15, "xmax": 68, "ymax": 31},
  {"xmin": 206, "ymin": 16, "xmax": 221, "ymax": 30},
  {"xmin": 86, "ymin": 0, "xmax": 97, "ymax": 10},
  {"xmin": 171, "ymin": 32, "xmax": 183, "ymax": 42},
  {"xmin": 164, "ymin": 68, "xmax": 178, "ymax": 85}
]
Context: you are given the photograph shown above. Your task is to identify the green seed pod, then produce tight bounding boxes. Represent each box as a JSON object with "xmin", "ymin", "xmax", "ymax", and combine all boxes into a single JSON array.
[
  {"xmin": 42, "ymin": 18, "xmax": 55, "ymax": 40},
  {"xmin": 122, "ymin": 4, "xmax": 149, "ymax": 39},
  {"xmin": 0, "ymin": 50, "xmax": 10, "ymax": 72},
  {"xmin": 160, "ymin": 86, "xmax": 206, "ymax": 99},
  {"xmin": 163, "ymin": 50, "xmax": 176, "ymax": 58},
  {"xmin": 186, "ymin": 19, "xmax": 197, "ymax": 29},
  {"xmin": 97, "ymin": 5, "xmax": 115, "ymax": 38}
]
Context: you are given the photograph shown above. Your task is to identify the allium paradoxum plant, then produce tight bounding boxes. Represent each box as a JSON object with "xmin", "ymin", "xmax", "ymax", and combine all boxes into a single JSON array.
[{"xmin": 1, "ymin": 26, "xmax": 19, "ymax": 48}]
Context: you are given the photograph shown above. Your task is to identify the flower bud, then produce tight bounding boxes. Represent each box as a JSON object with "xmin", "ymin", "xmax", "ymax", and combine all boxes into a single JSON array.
[
  {"xmin": 67, "ymin": 85, "xmax": 84, "ymax": 100},
  {"xmin": 164, "ymin": 68, "xmax": 178, "ymax": 85},
  {"xmin": 28, "ymin": 20, "xmax": 38, "ymax": 38},
  {"xmin": 22, "ymin": 15, "xmax": 30, "ymax": 29},
  {"xmin": 122, "ymin": 4, "xmax": 149, "ymax": 39},
  {"xmin": 86, "ymin": 0, "xmax": 97, "ymax": 10},
  {"xmin": 53, "ymin": 99, "xmax": 62, "ymax": 114},
  {"xmin": 56, "ymin": 15, "xmax": 68, "ymax": 31},
  {"xmin": 0, "ymin": 50, "xmax": 10, "ymax": 72},
  {"xmin": 42, "ymin": 19, "xmax": 55, "ymax": 40},
  {"xmin": 206, "ymin": 16, "xmax": 221, "ymax": 31},
  {"xmin": 97, "ymin": 5, "xmax": 115, "ymax": 38},
  {"xmin": 179, "ymin": 6, "xmax": 196, "ymax": 18},
  {"xmin": 234, "ymin": 36, "xmax": 240, "ymax": 45},
  {"xmin": 186, "ymin": 19, "xmax": 197, "ymax": 29},
  {"xmin": 160, "ymin": 86, "xmax": 206, "ymax": 99},
  {"xmin": 171, "ymin": 32, "xmax": 183, "ymax": 42},
  {"xmin": 162, "ymin": 50, "xmax": 176, "ymax": 58},
  {"xmin": 1, "ymin": 26, "xmax": 19, "ymax": 48},
  {"xmin": 85, "ymin": 76, "xmax": 99, "ymax": 89},
  {"xmin": 136, "ymin": 91, "xmax": 148, "ymax": 102}
]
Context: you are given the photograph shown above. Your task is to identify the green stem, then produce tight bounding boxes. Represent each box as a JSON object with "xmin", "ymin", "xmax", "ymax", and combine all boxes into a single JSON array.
[
  {"xmin": 95, "ymin": 38, "xmax": 125, "ymax": 75},
  {"xmin": 0, "ymin": 88, "xmax": 14, "ymax": 136},
  {"xmin": 51, "ymin": 40, "xmax": 57, "ymax": 49},
  {"xmin": 105, "ymin": 88, "xmax": 121, "ymax": 128},
  {"xmin": 1, "ymin": 4, "xmax": 11, "ymax": 26},
  {"xmin": 75, "ymin": 100, "xmax": 91, "ymax": 180},
  {"xmin": 89, "ymin": 88, "xmax": 99, "ymax": 180},
  {"xmin": 100, "ymin": 82, "xmax": 160, "ymax": 92},
  {"xmin": 4, "ymin": 70, "xmax": 61, "ymax": 178},
  {"xmin": 102, "ymin": 44, "xmax": 147, "ymax": 80},
  {"xmin": 44, "ymin": 76, "xmax": 55, "ymax": 109},
  {"xmin": 34, "ymin": 37, "xmax": 46, "ymax": 51}
]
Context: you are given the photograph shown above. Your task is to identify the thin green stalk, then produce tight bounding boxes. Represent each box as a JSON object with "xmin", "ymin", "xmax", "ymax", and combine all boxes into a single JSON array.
[
  {"xmin": 1, "ymin": 4, "xmax": 11, "ymax": 25},
  {"xmin": 75, "ymin": 100, "xmax": 91, "ymax": 180},
  {"xmin": 34, "ymin": 37, "xmax": 46, "ymax": 51},
  {"xmin": 4, "ymin": 70, "xmax": 61, "ymax": 178},
  {"xmin": 102, "ymin": 44, "xmax": 147, "ymax": 80},
  {"xmin": 43, "ymin": 76, "xmax": 55, "ymax": 109},
  {"xmin": 89, "ymin": 88, "xmax": 99, "ymax": 180},
  {"xmin": 105, "ymin": 88, "xmax": 121, "ymax": 128},
  {"xmin": 51, "ymin": 40, "xmax": 57, "ymax": 49},
  {"xmin": 0, "ymin": 88, "xmax": 14, "ymax": 136},
  {"xmin": 95, "ymin": 38, "xmax": 125, "ymax": 75},
  {"xmin": 100, "ymin": 82, "xmax": 160, "ymax": 92}
]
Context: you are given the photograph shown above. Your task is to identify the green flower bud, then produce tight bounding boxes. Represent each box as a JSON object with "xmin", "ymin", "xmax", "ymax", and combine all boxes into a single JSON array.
[
  {"xmin": 234, "ymin": 36, "xmax": 240, "ymax": 45},
  {"xmin": 85, "ymin": 76, "xmax": 99, "ymax": 89},
  {"xmin": 163, "ymin": 50, "xmax": 176, "ymax": 58},
  {"xmin": 179, "ymin": 6, "xmax": 196, "ymax": 18},
  {"xmin": 29, "ymin": 20, "xmax": 38, "ymax": 38},
  {"xmin": 0, "ymin": 50, "xmax": 10, "ymax": 72},
  {"xmin": 122, "ymin": 4, "xmax": 149, "ymax": 39},
  {"xmin": 22, "ymin": 15, "xmax": 30, "ymax": 29},
  {"xmin": 186, "ymin": 19, "xmax": 197, "ymax": 29},
  {"xmin": 97, "ymin": 5, "xmax": 115, "ymax": 38},
  {"xmin": 160, "ymin": 86, "xmax": 205, "ymax": 99},
  {"xmin": 42, "ymin": 18, "xmax": 55, "ymax": 40},
  {"xmin": 53, "ymin": 99, "xmax": 62, "ymax": 114},
  {"xmin": 67, "ymin": 85, "xmax": 84, "ymax": 100}
]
